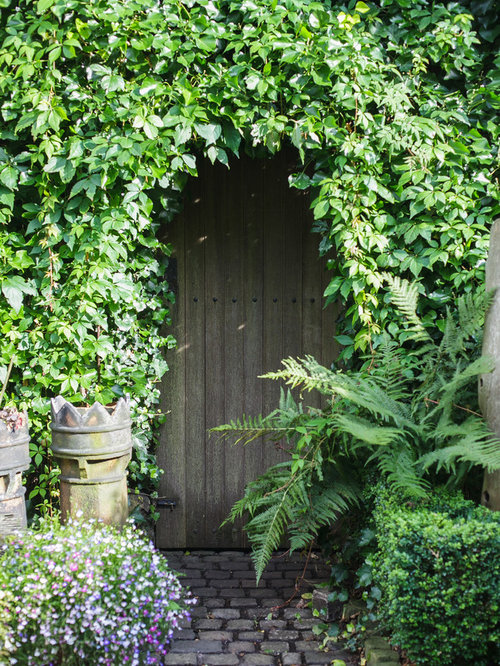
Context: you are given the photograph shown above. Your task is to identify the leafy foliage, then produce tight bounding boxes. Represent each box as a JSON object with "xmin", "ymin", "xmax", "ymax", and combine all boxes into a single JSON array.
[
  {"xmin": 373, "ymin": 490, "xmax": 500, "ymax": 665},
  {"xmin": 0, "ymin": 516, "xmax": 195, "ymax": 664},
  {"xmin": 0, "ymin": 0, "xmax": 498, "ymax": 509},
  {"xmin": 214, "ymin": 280, "xmax": 499, "ymax": 579}
]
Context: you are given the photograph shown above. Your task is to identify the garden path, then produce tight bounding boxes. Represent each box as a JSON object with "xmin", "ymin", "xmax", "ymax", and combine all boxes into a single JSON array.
[{"xmin": 162, "ymin": 550, "xmax": 358, "ymax": 666}]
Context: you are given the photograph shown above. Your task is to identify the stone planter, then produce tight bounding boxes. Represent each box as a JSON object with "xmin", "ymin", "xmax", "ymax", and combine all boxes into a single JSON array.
[
  {"xmin": 50, "ymin": 396, "xmax": 132, "ymax": 526},
  {"xmin": 0, "ymin": 411, "xmax": 30, "ymax": 538}
]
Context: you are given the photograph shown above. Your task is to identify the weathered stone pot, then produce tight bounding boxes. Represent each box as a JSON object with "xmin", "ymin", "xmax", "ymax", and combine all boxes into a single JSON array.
[
  {"xmin": 50, "ymin": 396, "xmax": 132, "ymax": 526},
  {"xmin": 0, "ymin": 412, "xmax": 30, "ymax": 538}
]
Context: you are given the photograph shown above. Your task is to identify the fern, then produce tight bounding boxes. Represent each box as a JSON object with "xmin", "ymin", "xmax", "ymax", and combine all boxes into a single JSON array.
[
  {"xmin": 420, "ymin": 418, "xmax": 500, "ymax": 472},
  {"xmin": 383, "ymin": 274, "xmax": 431, "ymax": 343},
  {"xmin": 211, "ymin": 390, "xmax": 303, "ymax": 446},
  {"xmin": 244, "ymin": 467, "xmax": 311, "ymax": 582},
  {"xmin": 457, "ymin": 289, "xmax": 494, "ymax": 340},
  {"xmin": 216, "ymin": 279, "xmax": 499, "ymax": 580},
  {"xmin": 334, "ymin": 414, "xmax": 403, "ymax": 447},
  {"xmin": 374, "ymin": 446, "xmax": 430, "ymax": 499}
]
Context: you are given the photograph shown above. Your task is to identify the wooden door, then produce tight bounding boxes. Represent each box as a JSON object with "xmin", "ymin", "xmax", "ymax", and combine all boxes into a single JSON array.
[{"xmin": 156, "ymin": 152, "xmax": 339, "ymax": 549}]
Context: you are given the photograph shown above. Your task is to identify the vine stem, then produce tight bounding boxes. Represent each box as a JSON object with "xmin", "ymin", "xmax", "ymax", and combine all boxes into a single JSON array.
[
  {"xmin": 0, "ymin": 355, "xmax": 15, "ymax": 408},
  {"xmin": 424, "ymin": 396, "xmax": 482, "ymax": 418},
  {"xmin": 270, "ymin": 541, "xmax": 314, "ymax": 611}
]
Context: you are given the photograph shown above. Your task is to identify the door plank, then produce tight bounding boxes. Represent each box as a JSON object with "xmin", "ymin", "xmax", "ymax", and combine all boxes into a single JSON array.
[
  {"xmin": 240, "ymin": 157, "xmax": 265, "ymax": 546},
  {"xmin": 203, "ymin": 161, "xmax": 227, "ymax": 547},
  {"xmin": 302, "ymin": 224, "xmax": 323, "ymax": 410},
  {"xmin": 222, "ymin": 161, "xmax": 246, "ymax": 547},
  {"xmin": 156, "ymin": 216, "xmax": 186, "ymax": 548},
  {"xmin": 262, "ymin": 157, "xmax": 286, "ymax": 469},
  {"xmin": 184, "ymin": 179, "xmax": 207, "ymax": 546}
]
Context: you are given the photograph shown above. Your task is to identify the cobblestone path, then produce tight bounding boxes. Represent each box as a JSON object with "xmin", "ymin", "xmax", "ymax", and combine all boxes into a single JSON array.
[{"xmin": 163, "ymin": 550, "xmax": 358, "ymax": 666}]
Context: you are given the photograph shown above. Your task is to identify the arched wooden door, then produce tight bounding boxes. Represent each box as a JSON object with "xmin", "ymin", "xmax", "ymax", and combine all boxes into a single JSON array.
[{"xmin": 156, "ymin": 152, "xmax": 339, "ymax": 549}]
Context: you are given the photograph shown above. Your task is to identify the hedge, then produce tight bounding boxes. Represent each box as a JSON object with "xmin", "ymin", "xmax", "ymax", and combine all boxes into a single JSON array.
[{"xmin": 373, "ymin": 492, "xmax": 500, "ymax": 665}]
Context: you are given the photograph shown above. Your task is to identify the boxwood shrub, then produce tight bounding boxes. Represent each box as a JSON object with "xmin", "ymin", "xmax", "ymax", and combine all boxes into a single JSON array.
[{"xmin": 373, "ymin": 492, "xmax": 500, "ymax": 666}]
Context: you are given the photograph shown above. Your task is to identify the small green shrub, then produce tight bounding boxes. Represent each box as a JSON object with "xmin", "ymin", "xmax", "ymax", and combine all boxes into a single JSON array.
[
  {"xmin": 0, "ymin": 516, "xmax": 195, "ymax": 665},
  {"xmin": 373, "ymin": 492, "xmax": 500, "ymax": 666}
]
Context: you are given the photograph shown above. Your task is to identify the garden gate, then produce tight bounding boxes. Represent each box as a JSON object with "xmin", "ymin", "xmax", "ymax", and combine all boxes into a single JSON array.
[{"xmin": 156, "ymin": 152, "xmax": 339, "ymax": 548}]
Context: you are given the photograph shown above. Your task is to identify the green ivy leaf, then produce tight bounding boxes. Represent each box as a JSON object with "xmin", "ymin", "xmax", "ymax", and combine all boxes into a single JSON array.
[{"xmin": 1, "ymin": 276, "xmax": 35, "ymax": 312}]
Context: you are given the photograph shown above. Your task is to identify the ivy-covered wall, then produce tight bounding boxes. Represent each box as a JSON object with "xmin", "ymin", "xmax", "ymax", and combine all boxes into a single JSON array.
[{"xmin": 0, "ymin": 0, "xmax": 498, "ymax": 509}]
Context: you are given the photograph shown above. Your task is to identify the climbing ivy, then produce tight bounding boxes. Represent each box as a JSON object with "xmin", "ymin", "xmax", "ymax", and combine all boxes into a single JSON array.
[{"xmin": 0, "ymin": 0, "xmax": 498, "ymax": 509}]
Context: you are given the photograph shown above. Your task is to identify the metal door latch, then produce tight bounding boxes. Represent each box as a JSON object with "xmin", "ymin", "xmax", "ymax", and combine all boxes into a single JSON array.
[{"xmin": 155, "ymin": 498, "xmax": 177, "ymax": 511}]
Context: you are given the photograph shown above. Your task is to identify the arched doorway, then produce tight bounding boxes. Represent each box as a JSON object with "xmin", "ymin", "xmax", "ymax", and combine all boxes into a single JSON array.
[{"xmin": 156, "ymin": 152, "xmax": 339, "ymax": 548}]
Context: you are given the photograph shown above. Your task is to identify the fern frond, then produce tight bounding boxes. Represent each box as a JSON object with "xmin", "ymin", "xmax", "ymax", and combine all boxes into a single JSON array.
[
  {"xmin": 370, "ymin": 336, "xmax": 411, "ymax": 401},
  {"xmin": 262, "ymin": 355, "xmax": 335, "ymax": 394},
  {"xmin": 264, "ymin": 356, "xmax": 415, "ymax": 428},
  {"xmin": 289, "ymin": 478, "xmax": 359, "ymax": 552},
  {"xmin": 384, "ymin": 274, "xmax": 432, "ymax": 343},
  {"xmin": 372, "ymin": 446, "xmax": 429, "ymax": 498},
  {"xmin": 457, "ymin": 289, "xmax": 494, "ymax": 340},
  {"xmin": 433, "ymin": 356, "xmax": 494, "ymax": 424},
  {"xmin": 334, "ymin": 414, "xmax": 403, "ymax": 446},
  {"xmin": 420, "ymin": 418, "xmax": 500, "ymax": 472},
  {"xmin": 245, "ymin": 472, "xmax": 310, "ymax": 582},
  {"xmin": 211, "ymin": 414, "xmax": 291, "ymax": 446}
]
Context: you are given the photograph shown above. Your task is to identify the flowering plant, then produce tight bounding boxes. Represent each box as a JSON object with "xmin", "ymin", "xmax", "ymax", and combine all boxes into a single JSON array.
[{"xmin": 0, "ymin": 517, "xmax": 194, "ymax": 665}]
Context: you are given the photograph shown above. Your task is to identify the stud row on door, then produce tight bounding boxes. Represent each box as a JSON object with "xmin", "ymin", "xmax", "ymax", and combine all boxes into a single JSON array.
[{"xmin": 191, "ymin": 297, "xmax": 316, "ymax": 303}]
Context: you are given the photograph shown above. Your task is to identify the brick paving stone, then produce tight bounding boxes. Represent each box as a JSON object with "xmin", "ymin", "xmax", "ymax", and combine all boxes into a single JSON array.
[
  {"xmin": 226, "ymin": 560, "xmax": 251, "ymax": 570},
  {"xmin": 260, "ymin": 570, "xmax": 284, "ymax": 579},
  {"xmin": 295, "ymin": 641, "xmax": 321, "ymax": 652},
  {"xmin": 268, "ymin": 629, "xmax": 300, "ymax": 641},
  {"xmin": 164, "ymin": 653, "xmax": 198, "ymax": 665},
  {"xmin": 226, "ymin": 619, "xmax": 256, "ymax": 630},
  {"xmin": 239, "ymin": 656, "xmax": 275, "ymax": 665},
  {"xmin": 227, "ymin": 641, "xmax": 257, "ymax": 653},
  {"xmin": 212, "ymin": 578, "xmax": 241, "ymax": 588},
  {"xmin": 192, "ymin": 605, "xmax": 210, "ymax": 618},
  {"xmin": 194, "ymin": 619, "xmax": 224, "ymax": 630},
  {"xmin": 271, "ymin": 577, "xmax": 297, "ymax": 588},
  {"xmin": 292, "ymin": 619, "xmax": 321, "ymax": 630},
  {"xmin": 170, "ymin": 639, "xmax": 222, "ymax": 653},
  {"xmin": 258, "ymin": 619, "xmax": 287, "ymax": 630},
  {"xmin": 247, "ymin": 588, "xmax": 278, "ymax": 599},
  {"xmin": 199, "ymin": 655, "xmax": 240, "ymax": 665},
  {"xmin": 260, "ymin": 641, "xmax": 289, "ymax": 654},
  {"xmin": 246, "ymin": 607, "xmax": 278, "ymax": 620},
  {"xmin": 303, "ymin": 651, "xmax": 341, "ymax": 664},
  {"xmin": 282, "ymin": 653, "xmax": 303, "ymax": 665},
  {"xmin": 211, "ymin": 608, "xmax": 241, "ymax": 619},
  {"xmin": 218, "ymin": 588, "xmax": 246, "ymax": 597},
  {"xmin": 185, "ymin": 577, "xmax": 208, "ymax": 587},
  {"xmin": 172, "ymin": 629, "xmax": 196, "ymax": 640},
  {"xmin": 284, "ymin": 608, "xmax": 313, "ymax": 619},
  {"xmin": 192, "ymin": 586, "xmax": 219, "ymax": 597},
  {"xmin": 229, "ymin": 598, "xmax": 258, "ymax": 607},
  {"xmin": 238, "ymin": 631, "xmax": 265, "ymax": 641},
  {"xmin": 184, "ymin": 559, "xmax": 208, "ymax": 568},
  {"xmin": 241, "ymin": 579, "xmax": 267, "ymax": 588},
  {"xmin": 205, "ymin": 598, "xmax": 226, "ymax": 608},
  {"xmin": 259, "ymin": 598, "xmax": 285, "ymax": 608},
  {"xmin": 198, "ymin": 630, "xmax": 233, "ymax": 641},
  {"xmin": 208, "ymin": 569, "xmax": 234, "ymax": 578},
  {"xmin": 181, "ymin": 568, "xmax": 203, "ymax": 577}
]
